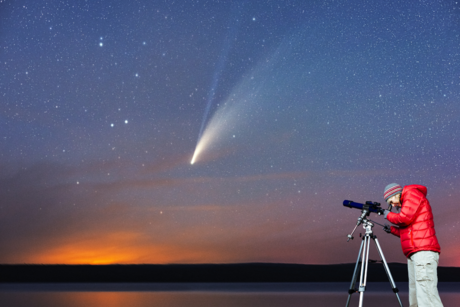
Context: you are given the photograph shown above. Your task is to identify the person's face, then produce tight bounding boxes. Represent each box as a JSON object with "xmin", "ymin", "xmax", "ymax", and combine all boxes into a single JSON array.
[{"xmin": 387, "ymin": 194, "xmax": 402, "ymax": 212}]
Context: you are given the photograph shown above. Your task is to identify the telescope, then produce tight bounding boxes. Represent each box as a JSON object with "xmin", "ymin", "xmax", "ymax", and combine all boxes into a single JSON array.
[
  {"xmin": 343, "ymin": 200, "xmax": 385, "ymax": 215},
  {"xmin": 343, "ymin": 199, "xmax": 403, "ymax": 307}
]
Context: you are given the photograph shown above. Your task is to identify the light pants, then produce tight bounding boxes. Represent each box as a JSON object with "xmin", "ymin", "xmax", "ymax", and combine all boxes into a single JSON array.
[{"xmin": 407, "ymin": 251, "xmax": 444, "ymax": 307}]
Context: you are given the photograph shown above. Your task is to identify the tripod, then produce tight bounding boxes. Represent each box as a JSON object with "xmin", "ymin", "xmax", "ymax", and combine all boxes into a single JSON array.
[{"xmin": 345, "ymin": 214, "xmax": 404, "ymax": 307}]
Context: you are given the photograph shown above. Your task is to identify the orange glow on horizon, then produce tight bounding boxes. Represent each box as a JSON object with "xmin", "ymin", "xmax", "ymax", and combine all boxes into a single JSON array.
[
  {"xmin": 23, "ymin": 228, "xmax": 237, "ymax": 265},
  {"xmin": 31, "ymin": 245, "xmax": 178, "ymax": 265},
  {"xmin": 6, "ymin": 199, "xmax": 460, "ymax": 266}
]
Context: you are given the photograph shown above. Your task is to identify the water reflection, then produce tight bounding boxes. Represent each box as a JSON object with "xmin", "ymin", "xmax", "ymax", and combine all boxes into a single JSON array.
[{"xmin": 1, "ymin": 283, "xmax": 458, "ymax": 307}]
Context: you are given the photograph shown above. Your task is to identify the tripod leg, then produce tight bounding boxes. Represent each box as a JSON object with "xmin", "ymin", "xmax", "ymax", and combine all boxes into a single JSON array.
[
  {"xmin": 374, "ymin": 237, "xmax": 404, "ymax": 307},
  {"xmin": 345, "ymin": 238, "xmax": 365, "ymax": 307},
  {"xmin": 358, "ymin": 235, "xmax": 371, "ymax": 307}
]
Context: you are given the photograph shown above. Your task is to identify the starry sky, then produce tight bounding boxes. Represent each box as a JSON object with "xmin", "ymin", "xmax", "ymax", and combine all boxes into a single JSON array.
[{"xmin": 1, "ymin": 0, "xmax": 460, "ymax": 266}]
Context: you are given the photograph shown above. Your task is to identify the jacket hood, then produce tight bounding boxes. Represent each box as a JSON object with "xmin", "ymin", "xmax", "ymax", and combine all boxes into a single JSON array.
[{"xmin": 403, "ymin": 184, "xmax": 427, "ymax": 197}]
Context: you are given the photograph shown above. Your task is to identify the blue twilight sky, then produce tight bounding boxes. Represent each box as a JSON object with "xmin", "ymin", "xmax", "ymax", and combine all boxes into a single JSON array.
[{"xmin": 1, "ymin": 0, "xmax": 459, "ymax": 266}]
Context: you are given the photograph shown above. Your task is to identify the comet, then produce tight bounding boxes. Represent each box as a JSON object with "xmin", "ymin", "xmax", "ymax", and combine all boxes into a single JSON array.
[
  {"xmin": 190, "ymin": 28, "xmax": 301, "ymax": 165},
  {"xmin": 190, "ymin": 58, "xmax": 279, "ymax": 165},
  {"xmin": 191, "ymin": 102, "xmax": 236, "ymax": 165},
  {"xmin": 192, "ymin": 6, "xmax": 240, "ymax": 164}
]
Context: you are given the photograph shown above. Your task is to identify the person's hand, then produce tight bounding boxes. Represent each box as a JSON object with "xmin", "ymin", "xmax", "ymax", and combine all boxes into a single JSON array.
[
  {"xmin": 383, "ymin": 224, "xmax": 391, "ymax": 233},
  {"xmin": 384, "ymin": 209, "xmax": 390, "ymax": 219}
]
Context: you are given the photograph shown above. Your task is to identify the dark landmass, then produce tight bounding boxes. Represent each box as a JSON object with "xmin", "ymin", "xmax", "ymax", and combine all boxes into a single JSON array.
[{"xmin": 1, "ymin": 263, "xmax": 459, "ymax": 283}]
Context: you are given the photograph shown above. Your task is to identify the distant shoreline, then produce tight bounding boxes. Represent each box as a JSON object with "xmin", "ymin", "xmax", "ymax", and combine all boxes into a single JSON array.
[{"xmin": 1, "ymin": 263, "xmax": 459, "ymax": 283}]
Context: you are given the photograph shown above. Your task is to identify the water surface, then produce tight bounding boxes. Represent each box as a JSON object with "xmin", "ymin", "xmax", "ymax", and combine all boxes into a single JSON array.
[{"xmin": 1, "ymin": 282, "xmax": 458, "ymax": 307}]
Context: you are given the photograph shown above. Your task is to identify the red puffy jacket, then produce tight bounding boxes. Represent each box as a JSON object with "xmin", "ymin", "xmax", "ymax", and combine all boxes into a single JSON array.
[{"xmin": 387, "ymin": 184, "xmax": 441, "ymax": 258}]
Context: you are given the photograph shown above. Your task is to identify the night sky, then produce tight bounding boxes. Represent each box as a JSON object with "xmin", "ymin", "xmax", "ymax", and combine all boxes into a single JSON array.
[{"xmin": 1, "ymin": 0, "xmax": 460, "ymax": 266}]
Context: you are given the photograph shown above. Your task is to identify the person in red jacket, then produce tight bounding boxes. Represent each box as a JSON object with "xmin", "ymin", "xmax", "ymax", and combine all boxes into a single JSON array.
[{"xmin": 383, "ymin": 183, "xmax": 443, "ymax": 307}]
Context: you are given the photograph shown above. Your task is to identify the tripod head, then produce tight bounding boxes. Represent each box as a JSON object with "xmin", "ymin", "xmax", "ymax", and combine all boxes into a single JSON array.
[
  {"xmin": 344, "ymin": 200, "xmax": 382, "ymax": 242},
  {"xmin": 347, "ymin": 217, "xmax": 375, "ymax": 242}
]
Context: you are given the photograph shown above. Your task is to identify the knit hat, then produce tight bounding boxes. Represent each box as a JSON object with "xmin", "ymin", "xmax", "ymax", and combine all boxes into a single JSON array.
[{"xmin": 384, "ymin": 183, "xmax": 403, "ymax": 202}]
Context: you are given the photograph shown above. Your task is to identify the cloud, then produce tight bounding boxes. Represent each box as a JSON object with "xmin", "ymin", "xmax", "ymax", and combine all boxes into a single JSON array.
[
  {"xmin": 0, "ymin": 160, "xmax": 178, "ymax": 263},
  {"xmin": 1, "ymin": 159, "xmax": 457, "ymax": 265},
  {"xmin": 0, "ymin": 159, "xmax": 324, "ymax": 264}
]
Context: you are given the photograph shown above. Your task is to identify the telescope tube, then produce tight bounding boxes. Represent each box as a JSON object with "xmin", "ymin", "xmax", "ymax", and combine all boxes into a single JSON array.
[{"xmin": 343, "ymin": 200, "xmax": 381, "ymax": 214}]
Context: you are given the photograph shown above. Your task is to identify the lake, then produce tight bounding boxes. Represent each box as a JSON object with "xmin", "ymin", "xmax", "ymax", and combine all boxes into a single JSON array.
[{"xmin": 1, "ymin": 282, "xmax": 459, "ymax": 307}]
